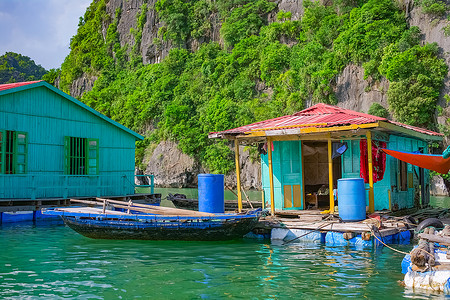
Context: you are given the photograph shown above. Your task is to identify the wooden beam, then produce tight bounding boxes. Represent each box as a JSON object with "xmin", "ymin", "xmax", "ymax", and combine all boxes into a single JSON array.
[
  {"xmin": 366, "ymin": 131, "xmax": 375, "ymax": 213},
  {"xmin": 235, "ymin": 139, "xmax": 243, "ymax": 213},
  {"xmin": 418, "ymin": 233, "xmax": 450, "ymax": 246},
  {"xmin": 267, "ymin": 137, "xmax": 275, "ymax": 216},
  {"xmin": 378, "ymin": 121, "xmax": 443, "ymax": 141},
  {"xmin": 328, "ymin": 137, "xmax": 335, "ymax": 213}
]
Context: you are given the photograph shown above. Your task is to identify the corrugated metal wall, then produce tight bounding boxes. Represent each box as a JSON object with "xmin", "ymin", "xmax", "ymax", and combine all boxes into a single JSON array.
[{"xmin": 0, "ymin": 86, "xmax": 137, "ymax": 199}]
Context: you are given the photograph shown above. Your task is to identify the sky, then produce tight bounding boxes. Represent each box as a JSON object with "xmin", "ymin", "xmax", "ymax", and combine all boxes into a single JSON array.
[{"xmin": 0, "ymin": 0, "xmax": 91, "ymax": 70}]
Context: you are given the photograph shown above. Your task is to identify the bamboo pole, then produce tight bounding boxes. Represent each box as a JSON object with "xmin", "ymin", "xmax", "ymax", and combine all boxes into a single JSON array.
[
  {"xmin": 328, "ymin": 137, "xmax": 335, "ymax": 214},
  {"xmin": 235, "ymin": 139, "xmax": 243, "ymax": 213},
  {"xmin": 241, "ymin": 187, "xmax": 254, "ymax": 209},
  {"xmin": 366, "ymin": 131, "xmax": 375, "ymax": 213},
  {"xmin": 268, "ymin": 138, "xmax": 275, "ymax": 216},
  {"xmin": 70, "ymin": 198, "xmax": 215, "ymax": 217}
]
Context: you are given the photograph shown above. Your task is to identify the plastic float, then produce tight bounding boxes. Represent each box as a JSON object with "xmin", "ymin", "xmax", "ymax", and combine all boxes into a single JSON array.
[{"xmin": 402, "ymin": 220, "xmax": 450, "ymax": 293}]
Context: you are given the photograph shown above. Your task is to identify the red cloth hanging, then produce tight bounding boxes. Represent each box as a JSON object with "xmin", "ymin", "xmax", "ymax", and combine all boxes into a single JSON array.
[{"xmin": 360, "ymin": 140, "xmax": 387, "ymax": 184}]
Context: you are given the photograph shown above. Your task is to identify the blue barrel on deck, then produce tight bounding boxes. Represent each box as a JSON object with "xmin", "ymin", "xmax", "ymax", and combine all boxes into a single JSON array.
[
  {"xmin": 337, "ymin": 178, "xmax": 366, "ymax": 222},
  {"xmin": 198, "ymin": 174, "xmax": 224, "ymax": 214}
]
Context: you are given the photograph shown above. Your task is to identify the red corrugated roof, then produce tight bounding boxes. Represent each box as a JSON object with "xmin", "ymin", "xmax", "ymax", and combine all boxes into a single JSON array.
[
  {"xmin": 212, "ymin": 103, "xmax": 442, "ymax": 137},
  {"xmin": 0, "ymin": 80, "xmax": 42, "ymax": 92}
]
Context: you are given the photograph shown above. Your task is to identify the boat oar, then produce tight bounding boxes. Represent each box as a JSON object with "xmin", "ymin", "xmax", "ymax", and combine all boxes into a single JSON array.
[
  {"xmin": 241, "ymin": 187, "xmax": 254, "ymax": 209},
  {"xmin": 95, "ymin": 198, "xmax": 215, "ymax": 217},
  {"xmin": 226, "ymin": 186, "xmax": 253, "ymax": 209}
]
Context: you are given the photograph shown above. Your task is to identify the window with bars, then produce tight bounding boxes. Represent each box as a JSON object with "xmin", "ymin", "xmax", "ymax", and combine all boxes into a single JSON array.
[
  {"xmin": 64, "ymin": 137, "xmax": 99, "ymax": 175},
  {"xmin": 0, "ymin": 130, "xmax": 28, "ymax": 174}
]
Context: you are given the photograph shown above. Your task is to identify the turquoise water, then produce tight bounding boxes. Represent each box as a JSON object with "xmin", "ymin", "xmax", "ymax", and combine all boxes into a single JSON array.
[
  {"xmin": 430, "ymin": 196, "xmax": 450, "ymax": 208},
  {"xmin": 0, "ymin": 223, "xmax": 443, "ymax": 299}
]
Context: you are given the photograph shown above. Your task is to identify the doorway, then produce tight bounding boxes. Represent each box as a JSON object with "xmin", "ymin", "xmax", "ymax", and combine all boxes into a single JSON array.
[{"xmin": 302, "ymin": 141, "xmax": 342, "ymax": 209}]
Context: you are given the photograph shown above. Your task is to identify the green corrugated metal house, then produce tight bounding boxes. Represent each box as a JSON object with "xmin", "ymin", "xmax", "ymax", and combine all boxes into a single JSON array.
[
  {"xmin": 210, "ymin": 104, "xmax": 443, "ymax": 214},
  {"xmin": 0, "ymin": 80, "xmax": 143, "ymax": 199}
]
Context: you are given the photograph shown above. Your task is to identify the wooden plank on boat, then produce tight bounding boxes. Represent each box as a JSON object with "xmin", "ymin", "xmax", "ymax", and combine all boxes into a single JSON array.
[
  {"xmin": 95, "ymin": 198, "xmax": 216, "ymax": 217},
  {"xmin": 57, "ymin": 207, "xmax": 128, "ymax": 215},
  {"xmin": 418, "ymin": 233, "xmax": 450, "ymax": 246},
  {"xmin": 70, "ymin": 198, "xmax": 213, "ymax": 217}
]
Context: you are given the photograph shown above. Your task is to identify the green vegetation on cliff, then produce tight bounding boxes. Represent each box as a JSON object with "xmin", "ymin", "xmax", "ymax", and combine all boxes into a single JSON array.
[
  {"xmin": 0, "ymin": 52, "xmax": 47, "ymax": 84},
  {"xmin": 59, "ymin": 0, "xmax": 448, "ymax": 174}
]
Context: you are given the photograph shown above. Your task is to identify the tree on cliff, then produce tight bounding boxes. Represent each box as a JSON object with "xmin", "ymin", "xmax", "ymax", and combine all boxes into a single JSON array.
[{"xmin": 0, "ymin": 52, "xmax": 47, "ymax": 84}]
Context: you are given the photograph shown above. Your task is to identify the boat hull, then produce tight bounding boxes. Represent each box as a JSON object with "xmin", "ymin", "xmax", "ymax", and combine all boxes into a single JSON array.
[{"xmin": 62, "ymin": 215, "xmax": 259, "ymax": 241}]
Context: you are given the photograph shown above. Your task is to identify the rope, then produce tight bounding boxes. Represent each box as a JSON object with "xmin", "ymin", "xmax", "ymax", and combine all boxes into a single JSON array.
[{"xmin": 366, "ymin": 224, "xmax": 435, "ymax": 258}]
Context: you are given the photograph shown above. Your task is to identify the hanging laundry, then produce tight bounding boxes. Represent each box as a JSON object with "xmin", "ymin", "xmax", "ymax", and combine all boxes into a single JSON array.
[{"xmin": 360, "ymin": 140, "xmax": 387, "ymax": 184}]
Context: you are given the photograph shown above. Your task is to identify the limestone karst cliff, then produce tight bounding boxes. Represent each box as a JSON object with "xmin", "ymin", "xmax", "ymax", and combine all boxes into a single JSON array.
[{"xmin": 59, "ymin": 0, "xmax": 450, "ymax": 194}]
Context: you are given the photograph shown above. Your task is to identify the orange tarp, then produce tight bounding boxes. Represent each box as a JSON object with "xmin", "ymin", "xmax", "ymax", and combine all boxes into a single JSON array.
[{"xmin": 382, "ymin": 149, "xmax": 450, "ymax": 174}]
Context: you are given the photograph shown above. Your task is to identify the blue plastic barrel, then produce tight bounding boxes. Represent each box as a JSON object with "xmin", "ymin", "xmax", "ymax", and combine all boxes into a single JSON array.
[
  {"xmin": 198, "ymin": 174, "xmax": 224, "ymax": 213},
  {"xmin": 337, "ymin": 178, "xmax": 366, "ymax": 222}
]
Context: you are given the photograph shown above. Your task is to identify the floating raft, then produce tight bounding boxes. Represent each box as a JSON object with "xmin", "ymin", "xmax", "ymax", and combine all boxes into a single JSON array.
[
  {"xmin": 0, "ymin": 193, "xmax": 161, "ymax": 225},
  {"xmin": 402, "ymin": 225, "xmax": 450, "ymax": 293},
  {"xmin": 251, "ymin": 210, "xmax": 412, "ymax": 247}
]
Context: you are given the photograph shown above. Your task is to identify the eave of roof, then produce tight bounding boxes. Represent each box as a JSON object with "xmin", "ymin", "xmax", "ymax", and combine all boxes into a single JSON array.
[
  {"xmin": 0, "ymin": 81, "xmax": 144, "ymax": 140},
  {"xmin": 209, "ymin": 103, "xmax": 443, "ymax": 142}
]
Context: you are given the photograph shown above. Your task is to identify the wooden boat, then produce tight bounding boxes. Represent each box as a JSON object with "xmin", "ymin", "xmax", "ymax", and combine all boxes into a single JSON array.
[
  {"xmin": 167, "ymin": 193, "xmax": 262, "ymax": 211},
  {"xmin": 42, "ymin": 198, "xmax": 261, "ymax": 241}
]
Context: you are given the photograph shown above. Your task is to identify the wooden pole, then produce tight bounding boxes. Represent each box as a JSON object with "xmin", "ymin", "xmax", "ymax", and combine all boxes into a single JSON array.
[
  {"xmin": 366, "ymin": 131, "xmax": 375, "ymax": 213},
  {"xmin": 241, "ymin": 187, "xmax": 254, "ymax": 209},
  {"xmin": 328, "ymin": 137, "xmax": 334, "ymax": 214},
  {"xmin": 235, "ymin": 139, "xmax": 243, "ymax": 213},
  {"xmin": 268, "ymin": 138, "xmax": 275, "ymax": 216}
]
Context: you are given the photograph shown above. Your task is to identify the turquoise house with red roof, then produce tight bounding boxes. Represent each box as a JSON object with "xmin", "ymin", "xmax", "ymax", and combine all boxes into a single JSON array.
[
  {"xmin": 210, "ymin": 104, "xmax": 443, "ymax": 214},
  {"xmin": 0, "ymin": 81, "xmax": 143, "ymax": 205}
]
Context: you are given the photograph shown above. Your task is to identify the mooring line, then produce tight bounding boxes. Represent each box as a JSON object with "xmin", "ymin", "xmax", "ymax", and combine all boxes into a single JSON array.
[{"xmin": 365, "ymin": 224, "xmax": 412, "ymax": 256}]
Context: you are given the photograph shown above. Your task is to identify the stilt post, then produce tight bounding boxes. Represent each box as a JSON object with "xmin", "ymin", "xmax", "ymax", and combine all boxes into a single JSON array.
[
  {"xmin": 268, "ymin": 138, "xmax": 275, "ymax": 216},
  {"xmin": 235, "ymin": 139, "xmax": 243, "ymax": 213},
  {"xmin": 328, "ymin": 137, "xmax": 335, "ymax": 213},
  {"xmin": 366, "ymin": 131, "xmax": 375, "ymax": 213}
]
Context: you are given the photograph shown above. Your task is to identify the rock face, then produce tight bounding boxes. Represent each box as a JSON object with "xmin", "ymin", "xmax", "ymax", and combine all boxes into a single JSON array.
[
  {"xmin": 144, "ymin": 140, "xmax": 200, "ymax": 188},
  {"xmin": 430, "ymin": 175, "xmax": 450, "ymax": 196},
  {"xmin": 143, "ymin": 140, "xmax": 261, "ymax": 189},
  {"xmin": 70, "ymin": 74, "xmax": 97, "ymax": 98},
  {"xmin": 334, "ymin": 64, "xmax": 390, "ymax": 115},
  {"xmin": 224, "ymin": 146, "xmax": 262, "ymax": 190}
]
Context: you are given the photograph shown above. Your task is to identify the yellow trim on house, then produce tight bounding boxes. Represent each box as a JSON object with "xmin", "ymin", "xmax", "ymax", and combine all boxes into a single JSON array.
[
  {"xmin": 249, "ymin": 123, "xmax": 328, "ymax": 132},
  {"xmin": 243, "ymin": 123, "xmax": 380, "ymax": 137}
]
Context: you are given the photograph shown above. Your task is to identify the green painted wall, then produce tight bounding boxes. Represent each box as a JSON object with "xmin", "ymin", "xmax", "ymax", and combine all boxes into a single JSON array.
[{"xmin": 0, "ymin": 85, "xmax": 139, "ymax": 199}]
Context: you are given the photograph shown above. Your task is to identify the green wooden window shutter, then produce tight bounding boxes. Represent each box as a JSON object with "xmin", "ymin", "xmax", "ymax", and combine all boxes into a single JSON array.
[
  {"xmin": 86, "ymin": 138, "xmax": 99, "ymax": 175},
  {"xmin": 14, "ymin": 132, "xmax": 27, "ymax": 174},
  {"xmin": 0, "ymin": 130, "xmax": 5, "ymax": 174},
  {"xmin": 64, "ymin": 136, "xmax": 70, "ymax": 174}
]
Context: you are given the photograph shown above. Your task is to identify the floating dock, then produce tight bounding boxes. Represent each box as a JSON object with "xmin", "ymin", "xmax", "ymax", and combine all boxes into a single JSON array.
[
  {"xmin": 0, "ymin": 193, "xmax": 161, "ymax": 225},
  {"xmin": 247, "ymin": 210, "xmax": 412, "ymax": 247}
]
